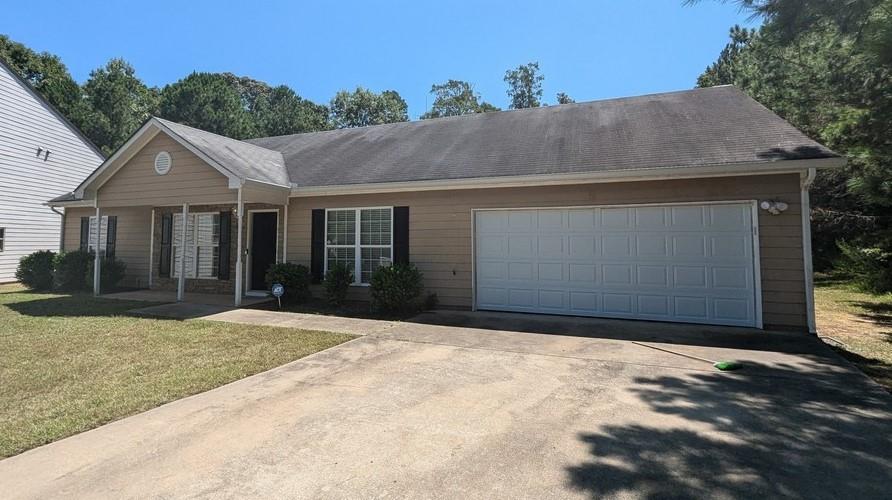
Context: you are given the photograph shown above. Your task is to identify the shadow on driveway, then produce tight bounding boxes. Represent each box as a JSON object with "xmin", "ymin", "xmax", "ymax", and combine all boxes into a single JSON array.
[{"xmin": 566, "ymin": 359, "xmax": 892, "ymax": 499}]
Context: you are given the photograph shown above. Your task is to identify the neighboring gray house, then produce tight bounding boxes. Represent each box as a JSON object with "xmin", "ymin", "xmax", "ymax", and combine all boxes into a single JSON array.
[{"xmin": 0, "ymin": 57, "xmax": 104, "ymax": 282}]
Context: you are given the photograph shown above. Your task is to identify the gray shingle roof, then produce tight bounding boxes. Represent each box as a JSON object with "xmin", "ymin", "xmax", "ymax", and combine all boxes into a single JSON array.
[
  {"xmin": 243, "ymin": 85, "xmax": 837, "ymax": 188},
  {"xmin": 155, "ymin": 118, "xmax": 289, "ymax": 186}
]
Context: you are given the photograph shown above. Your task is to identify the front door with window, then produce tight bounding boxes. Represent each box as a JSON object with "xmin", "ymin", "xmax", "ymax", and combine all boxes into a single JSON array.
[{"xmin": 250, "ymin": 212, "xmax": 278, "ymax": 291}]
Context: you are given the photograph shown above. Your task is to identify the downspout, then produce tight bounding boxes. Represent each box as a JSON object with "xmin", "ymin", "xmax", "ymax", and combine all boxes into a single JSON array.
[
  {"xmin": 801, "ymin": 168, "xmax": 817, "ymax": 334},
  {"xmin": 51, "ymin": 207, "xmax": 65, "ymax": 251}
]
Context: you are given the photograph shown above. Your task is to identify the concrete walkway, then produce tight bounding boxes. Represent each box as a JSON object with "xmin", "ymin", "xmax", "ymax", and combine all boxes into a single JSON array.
[
  {"xmin": 1, "ymin": 311, "xmax": 890, "ymax": 499},
  {"xmin": 200, "ymin": 308, "xmax": 399, "ymax": 336}
]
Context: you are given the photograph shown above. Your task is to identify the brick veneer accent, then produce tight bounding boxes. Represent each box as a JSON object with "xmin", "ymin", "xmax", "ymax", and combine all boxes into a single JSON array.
[{"xmin": 151, "ymin": 203, "xmax": 284, "ymax": 295}]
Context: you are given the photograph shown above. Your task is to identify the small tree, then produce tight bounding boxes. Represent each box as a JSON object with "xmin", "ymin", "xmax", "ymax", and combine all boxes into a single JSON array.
[{"xmin": 504, "ymin": 62, "xmax": 544, "ymax": 109}]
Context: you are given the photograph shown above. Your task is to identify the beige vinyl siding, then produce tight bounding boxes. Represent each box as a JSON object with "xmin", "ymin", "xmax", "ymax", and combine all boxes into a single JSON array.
[
  {"xmin": 97, "ymin": 134, "xmax": 234, "ymax": 207},
  {"xmin": 0, "ymin": 63, "xmax": 103, "ymax": 282},
  {"xmin": 63, "ymin": 206, "xmax": 152, "ymax": 288},
  {"xmin": 286, "ymin": 173, "xmax": 808, "ymax": 330}
]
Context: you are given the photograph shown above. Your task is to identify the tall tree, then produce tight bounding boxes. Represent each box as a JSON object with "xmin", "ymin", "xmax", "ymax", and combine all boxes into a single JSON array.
[
  {"xmin": 692, "ymin": 0, "xmax": 892, "ymax": 288},
  {"xmin": 253, "ymin": 85, "xmax": 330, "ymax": 136},
  {"xmin": 0, "ymin": 35, "xmax": 90, "ymax": 138},
  {"xmin": 81, "ymin": 58, "xmax": 159, "ymax": 155},
  {"xmin": 556, "ymin": 92, "xmax": 575, "ymax": 104},
  {"xmin": 504, "ymin": 62, "xmax": 544, "ymax": 109},
  {"xmin": 421, "ymin": 79, "xmax": 499, "ymax": 119},
  {"xmin": 329, "ymin": 87, "xmax": 409, "ymax": 128},
  {"xmin": 158, "ymin": 72, "xmax": 257, "ymax": 139}
]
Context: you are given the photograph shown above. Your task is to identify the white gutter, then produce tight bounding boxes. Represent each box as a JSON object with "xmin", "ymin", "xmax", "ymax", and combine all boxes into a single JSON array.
[
  {"xmin": 288, "ymin": 158, "xmax": 846, "ymax": 198},
  {"xmin": 801, "ymin": 168, "xmax": 818, "ymax": 334}
]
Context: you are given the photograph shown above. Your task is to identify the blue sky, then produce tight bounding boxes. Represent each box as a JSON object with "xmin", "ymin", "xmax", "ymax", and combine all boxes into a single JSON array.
[{"xmin": 3, "ymin": 1, "xmax": 756, "ymax": 118}]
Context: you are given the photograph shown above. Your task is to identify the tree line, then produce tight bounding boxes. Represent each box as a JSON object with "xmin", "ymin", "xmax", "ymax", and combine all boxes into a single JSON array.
[
  {"xmin": 0, "ymin": 35, "xmax": 572, "ymax": 156},
  {"xmin": 691, "ymin": 0, "xmax": 892, "ymax": 291}
]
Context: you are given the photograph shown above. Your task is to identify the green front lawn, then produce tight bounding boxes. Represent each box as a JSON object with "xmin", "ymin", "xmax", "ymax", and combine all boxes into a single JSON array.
[
  {"xmin": 815, "ymin": 277, "xmax": 892, "ymax": 391},
  {"xmin": 0, "ymin": 284, "xmax": 354, "ymax": 458}
]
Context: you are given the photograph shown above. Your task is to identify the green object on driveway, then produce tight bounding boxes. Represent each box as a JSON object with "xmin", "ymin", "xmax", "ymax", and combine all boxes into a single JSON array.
[{"xmin": 713, "ymin": 360, "xmax": 744, "ymax": 371}]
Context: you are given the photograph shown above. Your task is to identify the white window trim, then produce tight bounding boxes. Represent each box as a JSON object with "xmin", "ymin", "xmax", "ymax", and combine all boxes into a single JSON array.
[
  {"xmin": 0, "ymin": 227, "xmax": 5, "ymax": 252},
  {"xmin": 172, "ymin": 212, "xmax": 220, "ymax": 280},
  {"xmin": 324, "ymin": 206, "xmax": 394, "ymax": 286}
]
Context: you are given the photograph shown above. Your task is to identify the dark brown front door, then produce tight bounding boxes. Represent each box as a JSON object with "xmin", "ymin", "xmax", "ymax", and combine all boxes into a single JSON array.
[{"xmin": 250, "ymin": 212, "xmax": 277, "ymax": 291}]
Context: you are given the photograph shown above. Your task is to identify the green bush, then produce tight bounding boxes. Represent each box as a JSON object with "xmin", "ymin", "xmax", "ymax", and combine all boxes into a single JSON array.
[
  {"xmin": 837, "ymin": 241, "xmax": 892, "ymax": 293},
  {"xmin": 324, "ymin": 262, "xmax": 353, "ymax": 306},
  {"xmin": 54, "ymin": 250, "xmax": 93, "ymax": 291},
  {"xmin": 16, "ymin": 250, "xmax": 57, "ymax": 290},
  {"xmin": 264, "ymin": 262, "xmax": 312, "ymax": 303},
  {"xmin": 87, "ymin": 256, "xmax": 127, "ymax": 292},
  {"xmin": 369, "ymin": 263, "xmax": 424, "ymax": 314}
]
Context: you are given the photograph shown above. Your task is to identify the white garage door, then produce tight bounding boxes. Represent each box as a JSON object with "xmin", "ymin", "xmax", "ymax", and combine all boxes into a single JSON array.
[{"xmin": 474, "ymin": 203, "xmax": 759, "ymax": 327}]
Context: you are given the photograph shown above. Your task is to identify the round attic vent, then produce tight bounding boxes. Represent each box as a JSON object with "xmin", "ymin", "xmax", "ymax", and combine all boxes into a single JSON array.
[{"xmin": 154, "ymin": 151, "xmax": 172, "ymax": 175}]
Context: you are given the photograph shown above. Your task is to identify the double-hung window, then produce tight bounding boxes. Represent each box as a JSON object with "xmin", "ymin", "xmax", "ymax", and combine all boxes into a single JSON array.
[
  {"xmin": 88, "ymin": 216, "xmax": 108, "ymax": 256},
  {"xmin": 0, "ymin": 228, "xmax": 5, "ymax": 252},
  {"xmin": 172, "ymin": 213, "xmax": 220, "ymax": 279},
  {"xmin": 325, "ymin": 207, "xmax": 392, "ymax": 284}
]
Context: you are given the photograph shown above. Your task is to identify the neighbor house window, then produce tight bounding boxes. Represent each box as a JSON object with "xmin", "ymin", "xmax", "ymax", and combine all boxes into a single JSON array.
[
  {"xmin": 172, "ymin": 213, "xmax": 220, "ymax": 279},
  {"xmin": 325, "ymin": 207, "xmax": 392, "ymax": 284},
  {"xmin": 88, "ymin": 216, "xmax": 108, "ymax": 256},
  {"xmin": 0, "ymin": 228, "xmax": 5, "ymax": 252}
]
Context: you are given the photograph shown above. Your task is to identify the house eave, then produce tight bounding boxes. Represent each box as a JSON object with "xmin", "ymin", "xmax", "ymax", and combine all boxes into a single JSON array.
[{"xmin": 288, "ymin": 157, "xmax": 846, "ymax": 198}]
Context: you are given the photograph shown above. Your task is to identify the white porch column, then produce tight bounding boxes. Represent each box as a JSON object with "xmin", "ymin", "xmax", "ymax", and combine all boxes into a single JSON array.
[
  {"xmin": 93, "ymin": 205, "xmax": 101, "ymax": 296},
  {"xmin": 148, "ymin": 209, "xmax": 155, "ymax": 289},
  {"xmin": 234, "ymin": 187, "xmax": 244, "ymax": 307},
  {"xmin": 282, "ymin": 203, "xmax": 288, "ymax": 263},
  {"xmin": 177, "ymin": 203, "xmax": 188, "ymax": 302}
]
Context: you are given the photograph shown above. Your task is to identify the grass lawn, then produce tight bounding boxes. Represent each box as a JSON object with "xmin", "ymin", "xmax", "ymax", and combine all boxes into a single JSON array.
[
  {"xmin": 815, "ymin": 276, "xmax": 892, "ymax": 391},
  {"xmin": 0, "ymin": 284, "xmax": 355, "ymax": 459}
]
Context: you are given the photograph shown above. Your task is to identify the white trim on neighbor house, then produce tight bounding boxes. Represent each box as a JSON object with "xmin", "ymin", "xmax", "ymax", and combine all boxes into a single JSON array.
[
  {"xmin": 289, "ymin": 158, "xmax": 846, "ymax": 198},
  {"xmin": 801, "ymin": 168, "xmax": 818, "ymax": 334},
  {"xmin": 246, "ymin": 208, "xmax": 280, "ymax": 292},
  {"xmin": 469, "ymin": 200, "xmax": 764, "ymax": 329},
  {"xmin": 323, "ymin": 206, "xmax": 394, "ymax": 286}
]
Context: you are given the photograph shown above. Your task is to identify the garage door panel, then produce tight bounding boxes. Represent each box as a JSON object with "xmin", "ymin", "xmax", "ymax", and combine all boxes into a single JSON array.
[
  {"xmin": 569, "ymin": 209, "xmax": 596, "ymax": 230},
  {"xmin": 570, "ymin": 291, "xmax": 599, "ymax": 312},
  {"xmin": 635, "ymin": 207, "xmax": 668, "ymax": 228},
  {"xmin": 675, "ymin": 296, "xmax": 709, "ymax": 319},
  {"xmin": 603, "ymin": 235, "xmax": 632, "ymax": 257},
  {"xmin": 538, "ymin": 235, "xmax": 565, "ymax": 257},
  {"xmin": 709, "ymin": 204, "xmax": 750, "ymax": 228},
  {"xmin": 638, "ymin": 265, "xmax": 669, "ymax": 286},
  {"xmin": 475, "ymin": 203, "xmax": 757, "ymax": 327},
  {"xmin": 569, "ymin": 235, "xmax": 597, "ymax": 257},
  {"xmin": 670, "ymin": 206, "xmax": 706, "ymax": 228}
]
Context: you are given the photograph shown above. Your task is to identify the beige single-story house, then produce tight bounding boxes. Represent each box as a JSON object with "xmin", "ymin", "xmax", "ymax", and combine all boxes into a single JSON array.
[{"xmin": 49, "ymin": 86, "xmax": 843, "ymax": 333}]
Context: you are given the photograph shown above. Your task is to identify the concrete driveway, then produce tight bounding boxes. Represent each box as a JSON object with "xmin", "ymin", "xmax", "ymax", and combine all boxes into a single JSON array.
[{"xmin": 2, "ymin": 311, "xmax": 891, "ymax": 499}]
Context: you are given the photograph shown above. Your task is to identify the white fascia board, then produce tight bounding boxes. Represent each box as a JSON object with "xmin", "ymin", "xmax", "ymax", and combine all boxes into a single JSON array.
[{"xmin": 288, "ymin": 157, "xmax": 846, "ymax": 198}]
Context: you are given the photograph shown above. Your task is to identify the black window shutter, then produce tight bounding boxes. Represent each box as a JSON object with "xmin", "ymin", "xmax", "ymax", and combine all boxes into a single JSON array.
[
  {"xmin": 393, "ymin": 206, "xmax": 409, "ymax": 265},
  {"xmin": 105, "ymin": 216, "xmax": 117, "ymax": 259},
  {"xmin": 79, "ymin": 217, "xmax": 90, "ymax": 250},
  {"xmin": 218, "ymin": 211, "xmax": 231, "ymax": 280},
  {"xmin": 159, "ymin": 214, "xmax": 172, "ymax": 278},
  {"xmin": 310, "ymin": 209, "xmax": 325, "ymax": 283}
]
